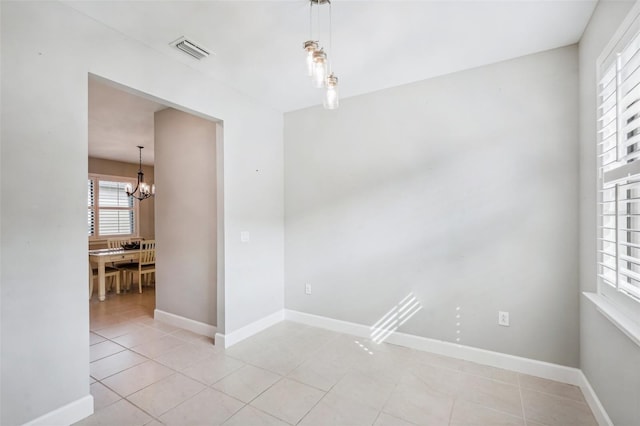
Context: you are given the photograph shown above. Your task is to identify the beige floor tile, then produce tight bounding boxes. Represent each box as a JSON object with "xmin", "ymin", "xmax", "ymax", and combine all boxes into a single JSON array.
[
  {"xmin": 382, "ymin": 374, "xmax": 453, "ymax": 425},
  {"xmin": 412, "ymin": 350, "xmax": 468, "ymax": 371},
  {"xmin": 182, "ymin": 353, "xmax": 246, "ymax": 385},
  {"xmin": 331, "ymin": 370, "xmax": 394, "ymax": 410},
  {"xmin": 90, "ymin": 382, "xmax": 121, "ymax": 411},
  {"xmin": 461, "ymin": 361, "xmax": 519, "ymax": 385},
  {"xmin": 313, "ymin": 335, "xmax": 372, "ymax": 364},
  {"xmin": 457, "ymin": 372, "xmax": 523, "ymax": 417},
  {"xmin": 90, "ymin": 316, "xmax": 127, "ymax": 331},
  {"xmin": 450, "ymin": 399, "xmax": 525, "ymax": 426},
  {"xmin": 213, "ymin": 365, "xmax": 281, "ymax": 403},
  {"xmin": 118, "ymin": 308, "xmax": 153, "ymax": 321},
  {"xmin": 74, "ymin": 399, "xmax": 152, "ymax": 426},
  {"xmin": 236, "ymin": 344, "xmax": 307, "ymax": 376},
  {"xmin": 287, "ymin": 353, "xmax": 353, "ymax": 391},
  {"xmin": 89, "ymin": 332, "xmax": 106, "ymax": 346},
  {"xmin": 90, "ymin": 349, "xmax": 148, "ymax": 380},
  {"xmin": 373, "ymin": 412, "xmax": 418, "ymax": 426},
  {"xmin": 408, "ymin": 362, "xmax": 461, "ymax": 396},
  {"xmin": 130, "ymin": 334, "xmax": 186, "ymax": 358},
  {"xmin": 94, "ymin": 322, "xmax": 146, "ymax": 340},
  {"xmin": 112, "ymin": 327, "xmax": 167, "ymax": 348},
  {"xmin": 136, "ymin": 318, "xmax": 180, "ymax": 333},
  {"xmin": 250, "ymin": 378, "xmax": 325, "ymax": 424},
  {"xmin": 518, "ymin": 374, "xmax": 585, "ymax": 402},
  {"xmin": 171, "ymin": 328, "xmax": 215, "ymax": 345},
  {"xmin": 90, "ymin": 340, "xmax": 126, "ymax": 362},
  {"xmin": 351, "ymin": 351, "xmax": 410, "ymax": 386},
  {"xmin": 85, "ymin": 293, "xmax": 598, "ymax": 426},
  {"xmin": 222, "ymin": 405, "xmax": 289, "ymax": 426},
  {"xmin": 127, "ymin": 373, "xmax": 206, "ymax": 417},
  {"xmin": 101, "ymin": 360, "xmax": 174, "ymax": 396},
  {"xmin": 298, "ymin": 391, "xmax": 380, "ymax": 426},
  {"xmin": 521, "ymin": 389, "xmax": 597, "ymax": 426},
  {"xmin": 154, "ymin": 343, "xmax": 212, "ymax": 370},
  {"xmin": 159, "ymin": 387, "xmax": 244, "ymax": 426}
]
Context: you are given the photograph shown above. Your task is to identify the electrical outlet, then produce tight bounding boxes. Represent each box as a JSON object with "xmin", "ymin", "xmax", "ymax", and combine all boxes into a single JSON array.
[
  {"xmin": 305, "ymin": 284, "xmax": 312, "ymax": 295},
  {"xmin": 498, "ymin": 311, "xmax": 510, "ymax": 327}
]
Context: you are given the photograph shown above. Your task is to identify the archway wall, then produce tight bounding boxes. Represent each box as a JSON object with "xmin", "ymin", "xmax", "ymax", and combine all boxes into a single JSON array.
[{"xmin": 0, "ymin": 1, "xmax": 285, "ymax": 425}]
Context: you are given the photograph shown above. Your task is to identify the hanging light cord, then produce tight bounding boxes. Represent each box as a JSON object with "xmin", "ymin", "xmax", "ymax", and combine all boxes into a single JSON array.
[
  {"xmin": 329, "ymin": 2, "xmax": 333, "ymax": 73},
  {"xmin": 309, "ymin": 0, "xmax": 313, "ymax": 40}
]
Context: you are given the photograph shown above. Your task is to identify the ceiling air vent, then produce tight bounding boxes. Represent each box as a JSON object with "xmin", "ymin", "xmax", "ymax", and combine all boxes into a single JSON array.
[{"xmin": 172, "ymin": 37, "xmax": 211, "ymax": 60}]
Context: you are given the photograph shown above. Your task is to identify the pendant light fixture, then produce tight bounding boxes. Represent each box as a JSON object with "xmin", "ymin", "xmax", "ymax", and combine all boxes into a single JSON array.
[
  {"xmin": 125, "ymin": 146, "xmax": 155, "ymax": 201},
  {"xmin": 324, "ymin": 73, "xmax": 339, "ymax": 109},
  {"xmin": 302, "ymin": 0, "xmax": 339, "ymax": 109}
]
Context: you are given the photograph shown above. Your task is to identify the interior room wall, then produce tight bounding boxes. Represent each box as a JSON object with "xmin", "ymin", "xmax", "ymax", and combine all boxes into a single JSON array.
[
  {"xmin": 154, "ymin": 108, "xmax": 217, "ymax": 327},
  {"xmin": 88, "ymin": 156, "xmax": 155, "ymax": 243},
  {"xmin": 0, "ymin": 1, "xmax": 284, "ymax": 424},
  {"xmin": 284, "ymin": 46, "xmax": 580, "ymax": 367},
  {"xmin": 578, "ymin": 1, "xmax": 640, "ymax": 424}
]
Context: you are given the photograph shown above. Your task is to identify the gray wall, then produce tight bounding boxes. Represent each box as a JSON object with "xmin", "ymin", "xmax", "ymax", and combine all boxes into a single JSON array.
[
  {"xmin": 578, "ymin": 1, "xmax": 640, "ymax": 424},
  {"xmin": 155, "ymin": 108, "xmax": 217, "ymax": 326},
  {"xmin": 284, "ymin": 46, "xmax": 580, "ymax": 367},
  {"xmin": 0, "ymin": 1, "xmax": 284, "ymax": 424}
]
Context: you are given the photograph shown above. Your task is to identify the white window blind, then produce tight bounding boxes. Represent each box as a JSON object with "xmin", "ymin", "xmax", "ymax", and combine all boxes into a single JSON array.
[
  {"xmin": 88, "ymin": 174, "xmax": 138, "ymax": 239},
  {"xmin": 597, "ymin": 30, "xmax": 640, "ymax": 302}
]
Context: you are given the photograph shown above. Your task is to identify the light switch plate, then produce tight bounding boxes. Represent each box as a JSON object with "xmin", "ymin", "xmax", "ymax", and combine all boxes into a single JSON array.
[
  {"xmin": 240, "ymin": 231, "xmax": 250, "ymax": 243},
  {"xmin": 498, "ymin": 311, "xmax": 510, "ymax": 326}
]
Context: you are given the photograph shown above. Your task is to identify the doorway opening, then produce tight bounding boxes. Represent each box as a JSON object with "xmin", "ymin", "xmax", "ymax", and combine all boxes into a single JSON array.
[{"xmin": 87, "ymin": 74, "xmax": 224, "ymax": 374}]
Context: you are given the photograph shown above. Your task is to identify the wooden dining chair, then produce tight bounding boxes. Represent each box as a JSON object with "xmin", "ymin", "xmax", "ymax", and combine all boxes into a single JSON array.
[
  {"xmin": 107, "ymin": 238, "xmax": 131, "ymax": 249},
  {"xmin": 119, "ymin": 240, "xmax": 156, "ymax": 293},
  {"xmin": 88, "ymin": 260, "xmax": 121, "ymax": 300}
]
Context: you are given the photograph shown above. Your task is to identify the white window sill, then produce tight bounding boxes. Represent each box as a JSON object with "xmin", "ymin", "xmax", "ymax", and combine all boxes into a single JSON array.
[{"xmin": 583, "ymin": 292, "xmax": 640, "ymax": 348}]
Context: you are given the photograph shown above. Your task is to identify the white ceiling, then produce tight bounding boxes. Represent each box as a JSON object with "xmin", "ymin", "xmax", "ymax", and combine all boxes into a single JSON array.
[
  {"xmin": 89, "ymin": 78, "xmax": 166, "ymax": 165},
  {"xmin": 81, "ymin": 0, "xmax": 597, "ymax": 164}
]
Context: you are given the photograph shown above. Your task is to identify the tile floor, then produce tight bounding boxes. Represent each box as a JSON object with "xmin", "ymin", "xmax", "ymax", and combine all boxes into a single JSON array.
[{"xmin": 79, "ymin": 289, "xmax": 597, "ymax": 426}]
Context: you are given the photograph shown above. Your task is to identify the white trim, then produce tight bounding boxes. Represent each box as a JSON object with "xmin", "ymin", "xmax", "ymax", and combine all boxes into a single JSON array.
[
  {"xmin": 578, "ymin": 370, "xmax": 614, "ymax": 426},
  {"xmin": 154, "ymin": 309, "xmax": 217, "ymax": 338},
  {"xmin": 597, "ymin": 0, "xmax": 640, "ymax": 66},
  {"xmin": 215, "ymin": 310, "xmax": 284, "ymax": 348},
  {"xmin": 22, "ymin": 395, "xmax": 93, "ymax": 426},
  {"xmin": 214, "ymin": 332, "xmax": 227, "ymax": 348},
  {"xmin": 285, "ymin": 309, "xmax": 581, "ymax": 384},
  {"xmin": 88, "ymin": 173, "xmax": 140, "ymax": 240},
  {"xmin": 583, "ymin": 292, "xmax": 640, "ymax": 347}
]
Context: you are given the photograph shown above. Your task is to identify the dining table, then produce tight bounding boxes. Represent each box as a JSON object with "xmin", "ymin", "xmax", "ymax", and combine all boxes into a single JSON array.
[{"xmin": 88, "ymin": 248, "xmax": 139, "ymax": 301}]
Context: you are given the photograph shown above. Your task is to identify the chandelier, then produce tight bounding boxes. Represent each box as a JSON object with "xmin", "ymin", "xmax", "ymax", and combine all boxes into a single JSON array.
[
  {"xmin": 125, "ymin": 146, "xmax": 155, "ymax": 201},
  {"xmin": 303, "ymin": 0, "xmax": 339, "ymax": 109}
]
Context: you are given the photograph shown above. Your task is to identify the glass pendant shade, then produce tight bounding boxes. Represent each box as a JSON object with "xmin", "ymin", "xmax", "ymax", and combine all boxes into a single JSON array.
[
  {"xmin": 304, "ymin": 40, "xmax": 318, "ymax": 77},
  {"xmin": 312, "ymin": 49, "xmax": 328, "ymax": 88},
  {"xmin": 302, "ymin": 0, "xmax": 339, "ymax": 109},
  {"xmin": 324, "ymin": 73, "xmax": 339, "ymax": 109}
]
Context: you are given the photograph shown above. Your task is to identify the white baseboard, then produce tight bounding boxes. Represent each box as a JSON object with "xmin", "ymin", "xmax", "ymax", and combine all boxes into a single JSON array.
[
  {"xmin": 215, "ymin": 309, "xmax": 284, "ymax": 348},
  {"xmin": 284, "ymin": 309, "xmax": 612, "ymax": 424},
  {"xmin": 284, "ymin": 309, "xmax": 582, "ymax": 384},
  {"xmin": 154, "ymin": 309, "xmax": 217, "ymax": 338},
  {"xmin": 577, "ymin": 370, "xmax": 614, "ymax": 426},
  {"xmin": 23, "ymin": 394, "xmax": 94, "ymax": 426}
]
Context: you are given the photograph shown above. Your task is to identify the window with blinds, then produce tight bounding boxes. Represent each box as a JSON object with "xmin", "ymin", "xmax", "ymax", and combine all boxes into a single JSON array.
[
  {"xmin": 88, "ymin": 174, "xmax": 138, "ymax": 239},
  {"xmin": 597, "ymin": 30, "xmax": 640, "ymax": 303}
]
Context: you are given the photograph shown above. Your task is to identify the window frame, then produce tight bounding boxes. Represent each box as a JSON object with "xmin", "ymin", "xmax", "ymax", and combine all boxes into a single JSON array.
[
  {"xmin": 595, "ymin": 2, "xmax": 640, "ymax": 329},
  {"xmin": 88, "ymin": 173, "xmax": 140, "ymax": 241}
]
